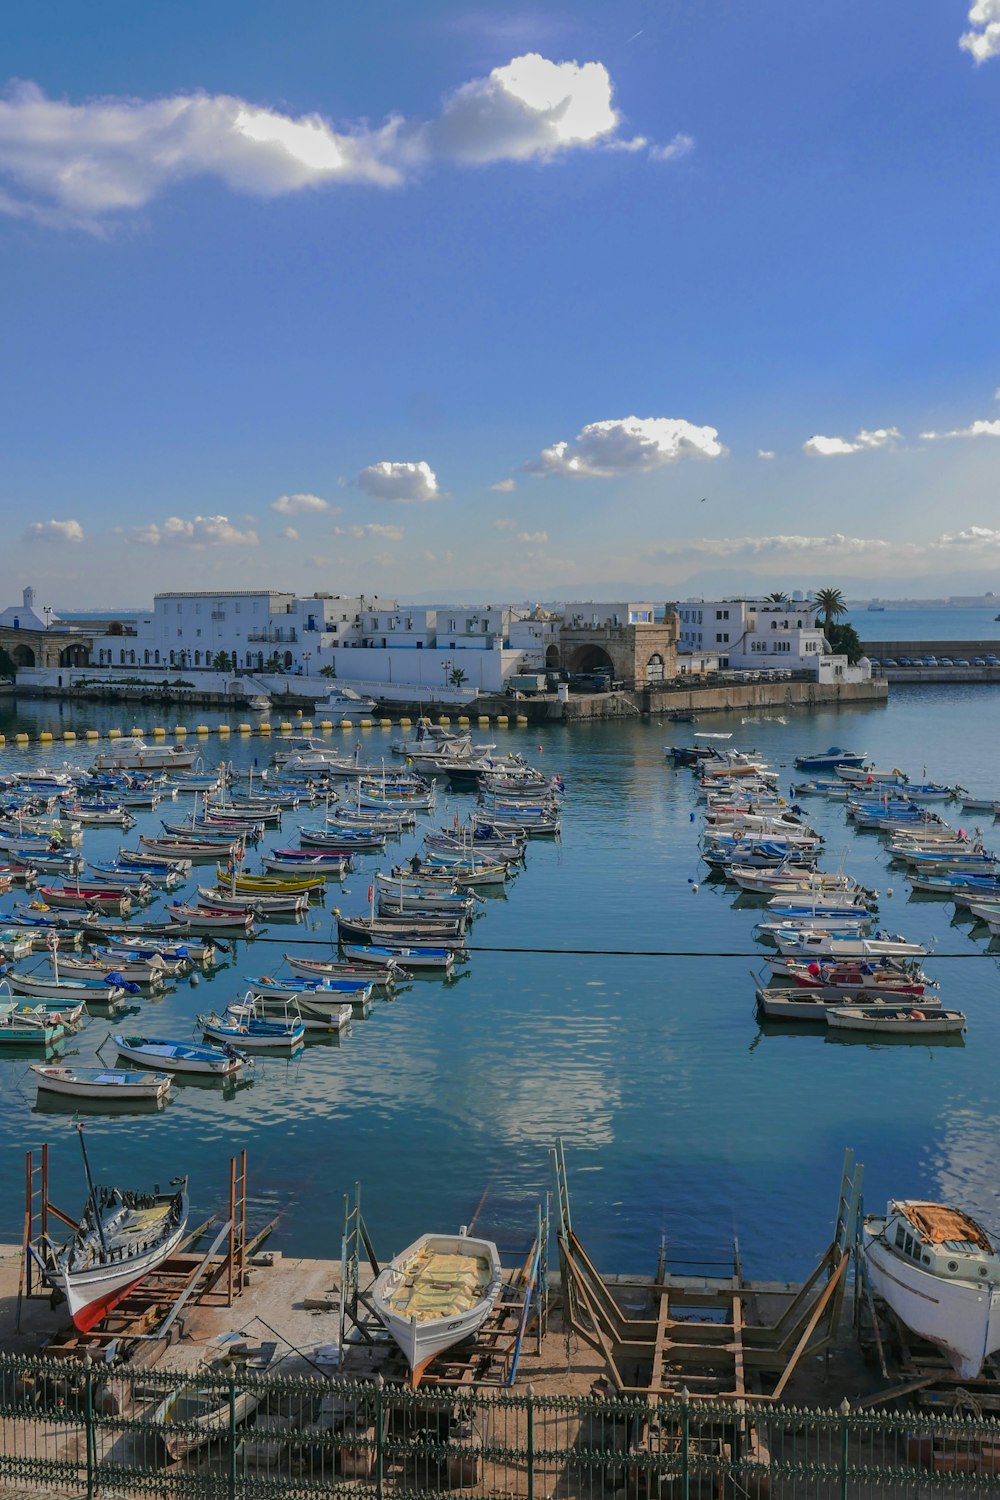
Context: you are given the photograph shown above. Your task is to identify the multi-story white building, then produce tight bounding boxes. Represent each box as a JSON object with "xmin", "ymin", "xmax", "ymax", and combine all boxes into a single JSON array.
[{"xmin": 675, "ymin": 598, "xmax": 870, "ymax": 681}]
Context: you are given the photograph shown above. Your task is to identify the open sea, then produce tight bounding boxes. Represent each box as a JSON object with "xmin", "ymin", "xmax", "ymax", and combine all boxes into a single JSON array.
[
  {"xmin": 848, "ymin": 604, "xmax": 1000, "ymax": 642},
  {"xmin": 1, "ymin": 686, "xmax": 1000, "ymax": 1286}
]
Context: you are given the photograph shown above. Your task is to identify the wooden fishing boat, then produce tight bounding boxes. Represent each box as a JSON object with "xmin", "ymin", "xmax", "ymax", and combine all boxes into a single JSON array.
[
  {"xmin": 246, "ymin": 973, "xmax": 374, "ymax": 999},
  {"xmin": 825, "ymin": 1005, "xmax": 966, "ymax": 1035},
  {"xmin": 283, "ymin": 954, "xmax": 398, "ymax": 988},
  {"xmin": 54, "ymin": 953, "xmax": 170, "ymax": 986},
  {"xmin": 261, "ymin": 851, "xmax": 352, "ymax": 877},
  {"xmin": 253, "ymin": 993, "xmax": 355, "ymax": 1030},
  {"xmin": 214, "ymin": 868, "xmax": 326, "ymax": 895},
  {"xmin": 118, "ymin": 847, "xmax": 193, "ymax": 873},
  {"xmin": 0, "ymin": 1000, "xmax": 66, "ymax": 1045},
  {"xmin": 38, "ymin": 885, "xmax": 132, "ymax": 916},
  {"xmin": 140, "ymin": 837, "xmax": 238, "ymax": 862},
  {"xmin": 151, "ymin": 1368, "xmax": 262, "ymax": 1461},
  {"xmin": 863, "ymin": 1201, "xmax": 1000, "ymax": 1378},
  {"xmin": 195, "ymin": 886, "xmax": 309, "ymax": 916},
  {"xmin": 335, "ymin": 913, "xmax": 466, "ymax": 945},
  {"xmin": 372, "ymin": 1231, "xmax": 502, "ymax": 1382},
  {"xmin": 754, "ymin": 987, "xmax": 941, "ymax": 1022},
  {"xmin": 5, "ymin": 970, "xmax": 128, "ymax": 1005},
  {"xmin": 51, "ymin": 1166, "xmax": 188, "ymax": 1331},
  {"xmin": 31, "ymin": 1065, "xmax": 173, "ymax": 1103},
  {"xmin": 113, "ymin": 1035, "xmax": 246, "ymax": 1075},
  {"xmin": 199, "ymin": 1008, "xmax": 305, "ymax": 1052},
  {"xmin": 167, "ymin": 904, "xmax": 255, "ymax": 933},
  {"xmin": 782, "ymin": 958, "xmax": 932, "ymax": 996},
  {"xmin": 341, "ymin": 941, "xmax": 455, "ymax": 970}
]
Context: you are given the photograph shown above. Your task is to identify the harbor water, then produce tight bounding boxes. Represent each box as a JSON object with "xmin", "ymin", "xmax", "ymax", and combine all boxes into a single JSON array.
[{"xmin": 1, "ymin": 686, "xmax": 999, "ymax": 1285}]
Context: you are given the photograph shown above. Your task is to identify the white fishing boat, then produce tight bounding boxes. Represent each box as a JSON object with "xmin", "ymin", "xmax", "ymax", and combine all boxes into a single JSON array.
[
  {"xmin": 312, "ymin": 688, "xmax": 379, "ymax": 720},
  {"xmin": 371, "ymin": 1230, "xmax": 503, "ymax": 1381},
  {"xmin": 863, "ymin": 1201, "xmax": 1000, "ymax": 1378},
  {"xmin": 50, "ymin": 1142, "xmax": 189, "ymax": 1332},
  {"xmin": 31, "ymin": 1065, "xmax": 173, "ymax": 1103},
  {"xmin": 93, "ymin": 738, "xmax": 199, "ymax": 771},
  {"xmin": 771, "ymin": 928, "xmax": 927, "ymax": 959},
  {"xmin": 825, "ymin": 1005, "xmax": 966, "ymax": 1035},
  {"xmin": 341, "ymin": 941, "xmax": 455, "ymax": 970},
  {"xmin": 113, "ymin": 1034, "xmax": 246, "ymax": 1076}
]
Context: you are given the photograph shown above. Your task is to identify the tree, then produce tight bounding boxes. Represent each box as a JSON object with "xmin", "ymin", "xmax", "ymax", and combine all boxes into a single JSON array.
[
  {"xmin": 265, "ymin": 652, "xmax": 282, "ymax": 673},
  {"xmin": 211, "ymin": 650, "xmax": 231, "ymax": 671},
  {"xmin": 449, "ymin": 666, "xmax": 468, "ymax": 689},
  {"xmin": 319, "ymin": 664, "xmax": 337, "ymax": 679},
  {"xmin": 765, "ymin": 591, "xmax": 790, "ymax": 606},
  {"xmin": 826, "ymin": 621, "xmax": 863, "ymax": 664},
  {"xmin": 813, "ymin": 587, "xmax": 848, "ymax": 634}
]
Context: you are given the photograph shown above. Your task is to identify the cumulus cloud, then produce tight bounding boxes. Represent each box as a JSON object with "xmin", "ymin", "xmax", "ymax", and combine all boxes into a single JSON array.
[
  {"xmin": 671, "ymin": 532, "xmax": 892, "ymax": 559},
  {"xmin": 491, "ymin": 478, "xmax": 516, "ymax": 492},
  {"xmin": 934, "ymin": 526, "xmax": 1000, "ymax": 548},
  {"xmin": 802, "ymin": 427, "xmax": 901, "ymax": 456},
  {"xmin": 23, "ymin": 518, "xmax": 84, "ymax": 543},
  {"xmin": 757, "ymin": 449, "xmax": 775, "ymax": 460},
  {"xmin": 357, "ymin": 460, "xmax": 440, "ymax": 503},
  {"xmin": 271, "ymin": 492, "xmax": 330, "ymax": 515},
  {"xmin": 525, "ymin": 415, "xmax": 725, "ymax": 478},
  {"xmin": 921, "ymin": 419, "xmax": 1000, "ymax": 441},
  {"xmin": 335, "ymin": 523, "xmax": 404, "ymax": 541},
  {"xmin": 492, "ymin": 517, "xmax": 516, "ymax": 529},
  {"xmin": 0, "ymin": 53, "xmax": 674, "ymax": 227},
  {"xmin": 960, "ymin": 0, "xmax": 1000, "ymax": 60},
  {"xmin": 518, "ymin": 530, "xmax": 548, "ymax": 542},
  {"xmin": 126, "ymin": 514, "xmax": 258, "ymax": 546},
  {"xmin": 280, "ymin": 527, "xmax": 300, "ymax": 541}
]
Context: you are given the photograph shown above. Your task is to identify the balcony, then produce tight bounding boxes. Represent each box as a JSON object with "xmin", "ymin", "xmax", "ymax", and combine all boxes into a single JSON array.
[{"xmin": 246, "ymin": 629, "xmax": 298, "ymax": 643}]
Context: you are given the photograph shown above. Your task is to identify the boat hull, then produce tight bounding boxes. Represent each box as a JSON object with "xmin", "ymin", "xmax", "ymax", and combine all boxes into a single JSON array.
[{"xmin": 863, "ymin": 1224, "xmax": 1000, "ymax": 1377}]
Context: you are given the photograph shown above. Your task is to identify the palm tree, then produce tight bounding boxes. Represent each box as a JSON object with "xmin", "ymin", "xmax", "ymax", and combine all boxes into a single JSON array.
[
  {"xmin": 813, "ymin": 587, "xmax": 848, "ymax": 635},
  {"xmin": 765, "ymin": 591, "xmax": 790, "ymax": 607},
  {"xmin": 449, "ymin": 666, "xmax": 468, "ymax": 690}
]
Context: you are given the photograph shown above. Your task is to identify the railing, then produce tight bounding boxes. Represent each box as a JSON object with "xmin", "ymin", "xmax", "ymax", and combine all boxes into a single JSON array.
[{"xmin": 3, "ymin": 1352, "xmax": 1000, "ymax": 1498}]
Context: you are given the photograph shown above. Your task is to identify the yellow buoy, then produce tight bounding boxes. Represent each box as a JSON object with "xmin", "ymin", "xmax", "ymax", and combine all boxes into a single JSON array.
[
  {"xmin": 438, "ymin": 716, "xmax": 451, "ymax": 726},
  {"xmin": 458, "ymin": 716, "xmax": 470, "ymax": 726},
  {"xmin": 258, "ymin": 722, "xmax": 272, "ymax": 734},
  {"xmin": 62, "ymin": 730, "xmax": 76, "ymax": 742},
  {"xmin": 174, "ymin": 726, "xmax": 188, "ymax": 736},
  {"xmin": 85, "ymin": 729, "xmax": 99, "ymax": 740},
  {"xmin": 496, "ymin": 715, "xmax": 509, "ymax": 725},
  {"xmin": 360, "ymin": 719, "xmax": 373, "ymax": 728},
  {"xmin": 107, "ymin": 728, "xmax": 121, "ymax": 739},
  {"xmin": 39, "ymin": 731, "xmax": 53, "ymax": 742},
  {"xmin": 340, "ymin": 719, "xmax": 353, "ymax": 729},
  {"xmin": 399, "ymin": 717, "xmax": 412, "ymax": 728},
  {"xmin": 218, "ymin": 724, "xmax": 231, "ymax": 735},
  {"xmin": 238, "ymin": 723, "xmax": 252, "ymax": 733},
  {"xmin": 380, "ymin": 718, "xmax": 392, "ymax": 728},
  {"xmin": 130, "ymin": 728, "xmax": 143, "ymax": 738},
  {"xmin": 516, "ymin": 714, "xmax": 528, "ymax": 725},
  {"xmin": 319, "ymin": 720, "xmax": 333, "ymax": 731},
  {"xmin": 152, "ymin": 726, "xmax": 166, "ymax": 737},
  {"xmin": 478, "ymin": 715, "xmax": 490, "ymax": 725},
  {"xmin": 15, "ymin": 732, "xmax": 29, "ymax": 744},
  {"xmin": 195, "ymin": 724, "xmax": 209, "ymax": 735},
  {"xmin": 279, "ymin": 721, "xmax": 293, "ymax": 733},
  {"xmin": 299, "ymin": 720, "xmax": 312, "ymax": 731}
]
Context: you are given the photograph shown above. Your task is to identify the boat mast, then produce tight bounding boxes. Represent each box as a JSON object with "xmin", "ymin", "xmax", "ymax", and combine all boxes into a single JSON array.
[{"xmin": 76, "ymin": 1124, "xmax": 111, "ymax": 1259}]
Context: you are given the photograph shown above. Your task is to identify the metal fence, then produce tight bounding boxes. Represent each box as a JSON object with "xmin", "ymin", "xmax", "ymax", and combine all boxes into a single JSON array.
[{"xmin": 2, "ymin": 1352, "xmax": 1000, "ymax": 1499}]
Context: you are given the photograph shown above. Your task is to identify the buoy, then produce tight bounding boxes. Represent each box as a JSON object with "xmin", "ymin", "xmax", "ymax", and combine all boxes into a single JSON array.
[
  {"xmin": 62, "ymin": 730, "xmax": 76, "ymax": 741},
  {"xmin": 497, "ymin": 715, "xmax": 509, "ymax": 725},
  {"xmin": 516, "ymin": 714, "xmax": 528, "ymax": 725},
  {"xmin": 340, "ymin": 720, "xmax": 352, "ymax": 729},
  {"xmin": 399, "ymin": 717, "xmax": 412, "ymax": 728},
  {"xmin": 85, "ymin": 729, "xmax": 99, "ymax": 740},
  {"xmin": 195, "ymin": 725, "xmax": 209, "ymax": 735},
  {"xmin": 174, "ymin": 726, "xmax": 188, "ymax": 736},
  {"xmin": 319, "ymin": 720, "xmax": 333, "ymax": 731},
  {"xmin": 478, "ymin": 715, "xmax": 490, "ymax": 725},
  {"xmin": 886, "ymin": 887, "xmax": 894, "ymax": 898},
  {"xmin": 152, "ymin": 726, "xmax": 166, "ymax": 737},
  {"xmin": 238, "ymin": 723, "xmax": 251, "ymax": 733},
  {"xmin": 300, "ymin": 720, "xmax": 312, "ymax": 731},
  {"xmin": 458, "ymin": 716, "xmax": 470, "ymax": 726},
  {"xmin": 258, "ymin": 723, "xmax": 272, "ymax": 734},
  {"xmin": 107, "ymin": 728, "xmax": 121, "ymax": 739},
  {"xmin": 279, "ymin": 721, "xmax": 293, "ymax": 733},
  {"xmin": 130, "ymin": 727, "xmax": 143, "ymax": 738},
  {"xmin": 692, "ymin": 882, "xmax": 700, "ymax": 893},
  {"xmin": 218, "ymin": 724, "xmax": 231, "ymax": 735},
  {"xmin": 296, "ymin": 709, "xmax": 303, "ymax": 718},
  {"xmin": 438, "ymin": 716, "xmax": 451, "ymax": 726},
  {"xmin": 15, "ymin": 732, "xmax": 29, "ymax": 744},
  {"xmin": 380, "ymin": 718, "xmax": 392, "ymax": 728},
  {"xmin": 360, "ymin": 719, "xmax": 373, "ymax": 728},
  {"xmin": 39, "ymin": 731, "xmax": 53, "ymax": 742}
]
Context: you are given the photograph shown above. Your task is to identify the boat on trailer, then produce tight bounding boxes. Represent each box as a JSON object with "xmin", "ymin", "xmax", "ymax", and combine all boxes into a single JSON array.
[
  {"xmin": 863, "ymin": 1200, "xmax": 1000, "ymax": 1378},
  {"xmin": 371, "ymin": 1230, "xmax": 503, "ymax": 1383}
]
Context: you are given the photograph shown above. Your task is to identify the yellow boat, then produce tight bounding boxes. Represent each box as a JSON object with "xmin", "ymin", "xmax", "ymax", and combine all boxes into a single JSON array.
[{"xmin": 215, "ymin": 868, "xmax": 324, "ymax": 894}]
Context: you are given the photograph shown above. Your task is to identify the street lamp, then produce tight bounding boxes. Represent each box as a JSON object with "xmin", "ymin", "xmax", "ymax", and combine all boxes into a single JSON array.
[
  {"xmin": 442, "ymin": 658, "xmax": 452, "ymax": 697},
  {"xmin": 302, "ymin": 650, "xmax": 311, "ymax": 678}
]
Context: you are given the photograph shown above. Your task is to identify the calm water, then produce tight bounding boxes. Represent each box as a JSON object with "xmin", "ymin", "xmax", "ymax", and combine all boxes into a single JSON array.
[
  {"xmin": 848, "ymin": 605, "xmax": 1000, "ymax": 642},
  {"xmin": 2, "ymin": 688, "xmax": 1000, "ymax": 1284}
]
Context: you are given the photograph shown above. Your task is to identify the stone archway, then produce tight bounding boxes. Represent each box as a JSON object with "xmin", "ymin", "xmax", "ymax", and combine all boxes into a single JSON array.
[
  {"xmin": 10, "ymin": 643, "xmax": 35, "ymax": 668},
  {"xmin": 545, "ymin": 643, "xmax": 560, "ymax": 669},
  {"xmin": 566, "ymin": 644, "xmax": 615, "ymax": 675},
  {"xmin": 59, "ymin": 644, "xmax": 89, "ymax": 668},
  {"xmin": 647, "ymin": 652, "xmax": 665, "ymax": 682}
]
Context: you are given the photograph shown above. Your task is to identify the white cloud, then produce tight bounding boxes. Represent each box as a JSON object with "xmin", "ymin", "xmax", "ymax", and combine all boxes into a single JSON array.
[
  {"xmin": 335, "ymin": 523, "xmax": 404, "ymax": 541},
  {"xmin": 422, "ymin": 549, "xmax": 455, "ymax": 564},
  {"xmin": 280, "ymin": 527, "xmax": 300, "ymax": 541},
  {"xmin": 648, "ymin": 132, "xmax": 694, "ymax": 162},
  {"xmin": 357, "ymin": 460, "xmax": 440, "ymax": 503},
  {"xmin": 671, "ymin": 532, "xmax": 891, "ymax": 559},
  {"xmin": 960, "ymin": 0, "xmax": 1000, "ymax": 60},
  {"xmin": 0, "ymin": 53, "xmax": 670, "ymax": 227},
  {"xmin": 921, "ymin": 419, "xmax": 1000, "ymax": 441},
  {"xmin": 23, "ymin": 517, "xmax": 84, "ymax": 543},
  {"xmin": 271, "ymin": 492, "xmax": 330, "ymax": 515},
  {"xmin": 126, "ymin": 514, "xmax": 258, "ymax": 546},
  {"xmin": 492, "ymin": 517, "xmax": 516, "ymax": 529},
  {"xmin": 518, "ymin": 530, "xmax": 548, "ymax": 542},
  {"xmin": 802, "ymin": 427, "xmax": 901, "ymax": 456},
  {"xmin": 525, "ymin": 415, "xmax": 724, "ymax": 478},
  {"xmin": 491, "ymin": 478, "xmax": 516, "ymax": 492},
  {"xmin": 934, "ymin": 526, "xmax": 1000, "ymax": 548},
  {"xmin": 757, "ymin": 449, "xmax": 775, "ymax": 460}
]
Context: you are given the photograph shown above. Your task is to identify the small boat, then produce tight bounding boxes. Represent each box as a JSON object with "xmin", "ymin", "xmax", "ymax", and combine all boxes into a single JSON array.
[
  {"xmin": 113, "ymin": 1035, "xmax": 246, "ymax": 1075},
  {"xmin": 152, "ymin": 1366, "xmax": 262, "ymax": 1461},
  {"xmin": 215, "ymin": 868, "xmax": 325, "ymax": 895},
  {"xmin": 246, "ymin": 973, "xmax": 374, "ymax": 999},
  {"xmin": 283, "ymin": 954, "xmax": 399, "ymax": 989},
  {"xmin": 200, "ymin": 1006, "xmax": 305, "ymax": 1052},
  {"xmin": 31, "ymin": 1065, "xmax": 172, "ymax": 1103},
  {"xmin": 0, "ymin": 1000, "xmax": 65, "ymax": 1045},
  {"xmin": 261, "ymin": 850, "xmax": 352, "ymax": 877},
  {"xmin": 793, "ymin": 747, "xmax": 867, "ymax": 771},
  {"xmin": 93, "ymin": 739, "xmax": 199, "ymax": 771},
  {"xmin": 195, "ymin": 886, "xmax": 309, "ymax": 916},
  {"xmin": 825, "ymin": 1005, "xmax": 966, "ymax": 1035},
  {"xmin": 754, "ymin": 986, "xmax": 941, "ymax": 1022},
  {"xmin": 341, "ymin": 941, "xmax": 455, "ymax": 971},
  {"xmin": 167, "ymin": 903, "xmax": 255, "ymax": 933},
  {"xmin": 371, "ymin": 1230, "xmax": 503, "ymax": 1381},
  {"xmin": 50, "ymin": 1148, "xmax": 188, "ymax": 1331},
  {"xmin": 38, "ymin": 885, "xmax": 132, "ymax": 916},
  {"xmin": 253, "ymin": 992, "xmax": 354, "ymax": 1030},
  {"xmin": 863, "ymin": 1201, "xmax": 1000, "ymax": 1378},
  {"xmin": 5, "ymin": 970, "xmax": 128, "ymax": 1005}
]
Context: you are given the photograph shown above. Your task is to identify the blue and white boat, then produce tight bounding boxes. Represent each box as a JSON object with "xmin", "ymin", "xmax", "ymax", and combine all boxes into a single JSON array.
[
  {"xmin": 113, "ymin": 1034, "xmax": 246, "ymax": 1075},
  {"xmin": 793, "ymin": 747, "xmax": 867, "ymax": 772}
]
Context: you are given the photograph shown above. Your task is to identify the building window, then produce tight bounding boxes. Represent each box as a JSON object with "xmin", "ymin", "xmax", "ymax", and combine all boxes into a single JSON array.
[
  {"xmin": 449, "ymin": 618, "xmax": 457, "ymax": 632},
  {"xmin": 194, "ymin": 651, "xmax": 201, "ymax": 665}
]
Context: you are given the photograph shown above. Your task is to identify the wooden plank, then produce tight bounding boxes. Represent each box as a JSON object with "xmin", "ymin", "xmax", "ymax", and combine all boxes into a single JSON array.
[{"xmin": 769, "ymin": 1252, "xmax": 848, "ymax": 1402}]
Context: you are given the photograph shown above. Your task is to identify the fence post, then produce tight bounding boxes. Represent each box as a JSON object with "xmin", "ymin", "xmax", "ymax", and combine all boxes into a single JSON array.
[
  {"xmin": 681, "ymin": 1387, "xmax": 690, "ymax": 1500},
  {"xmin": 228, "ymin": 1375, "xmax": 238, "ymax": 1500},
  {"xmin": 84, "ymin": 1357, "xmax": 95, "ymax": 1500},
  {"xmin": 526, "ymin": 1384, "xmax": 535, "ymax": 1500},
  {"xmin": 374, "ymin": 1374, "xmax": 384, "ymax": 1500},
  {"xmin": 839, "ymin": 1398, "xmax": 851, "ymax": 1500}
]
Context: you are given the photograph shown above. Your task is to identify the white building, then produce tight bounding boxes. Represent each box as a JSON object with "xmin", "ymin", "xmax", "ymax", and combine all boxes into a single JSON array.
[
  {"xmin": 675, "ymin": 598, "xmax": 870, "ymax": 681},
  {"xmin": 0, "ymin": 586, "xmax": 55, "ymax": 632}
]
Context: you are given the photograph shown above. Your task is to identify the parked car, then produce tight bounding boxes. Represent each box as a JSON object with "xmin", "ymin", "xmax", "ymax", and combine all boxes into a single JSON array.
[
  {"xmin": 922, "ymin": 656, "xmax": 938, "ymax": 666},
  {"xmin": 986, "ymin": 654, "xmax": 999, "ymax": 666},
  {"xmin": 972, "ymin": 657, "xmax": 987, "ymax": 666},
  {"xmin": 898, "ymin": 657, "xmax": 914, "ymax": 666},
  {"xmin": 954, "ymin": 658, "xmax": 970, "ymax": 667},
  {"xmin": 882, "ymin": 658, "xmax": 898, "ymax": 668},
  {"xmin": 937, "ymin": 657, "xmax": 954, "ymax": 666}
]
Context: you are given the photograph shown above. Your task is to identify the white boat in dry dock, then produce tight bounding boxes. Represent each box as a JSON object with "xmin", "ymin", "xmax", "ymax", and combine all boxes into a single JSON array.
[
  {"xmin": 863, "ymin": 1201, "xmax": 1000, "ymax": 1378},
  {"xmin": 371, "ymin": 1230, "xmax": 502, "ymax": 1382}
]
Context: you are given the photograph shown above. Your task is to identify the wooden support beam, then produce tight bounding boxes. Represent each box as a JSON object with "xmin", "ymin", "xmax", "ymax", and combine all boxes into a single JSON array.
[{"xmin": 769, "ymin": 1252, "xmax": 848, "ymax": 1402}]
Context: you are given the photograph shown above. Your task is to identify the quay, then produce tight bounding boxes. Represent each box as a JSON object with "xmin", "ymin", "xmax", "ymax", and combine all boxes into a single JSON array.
[
  {"xmin": 4, "ymin": 1150, "xmax": 1000, "ymax": 1495},
  {"xmin": 863, "ymin": 637, "xmax": 1000, "ymax": 682}
]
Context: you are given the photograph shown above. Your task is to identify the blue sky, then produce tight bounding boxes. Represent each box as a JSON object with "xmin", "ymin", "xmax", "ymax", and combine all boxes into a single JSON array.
[{"xmin": 2, "ymin": 0, "xmax": 1000, "ymax": 606}]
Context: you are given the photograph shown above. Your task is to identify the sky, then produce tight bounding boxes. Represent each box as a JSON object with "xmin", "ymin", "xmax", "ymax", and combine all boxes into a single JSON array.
[{"xmin": 2, "ymin": 0, "xmax": 1000, "ymax": 607}]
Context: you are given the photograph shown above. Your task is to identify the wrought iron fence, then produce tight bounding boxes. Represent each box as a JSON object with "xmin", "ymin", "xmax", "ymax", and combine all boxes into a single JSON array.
[{"xmin": 2, "ymin": 1352, "xmax": 1000, "ymax": 1498}]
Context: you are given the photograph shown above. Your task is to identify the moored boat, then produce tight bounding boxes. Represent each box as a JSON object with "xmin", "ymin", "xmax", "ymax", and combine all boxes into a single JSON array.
[
  {"xmin": 31, "ymin": 1065, "xmax": 172, "ymax": 1103},
  {"xmin": 113, "ymin": 1035, "xmax": 246, "ymax": 1075}
]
